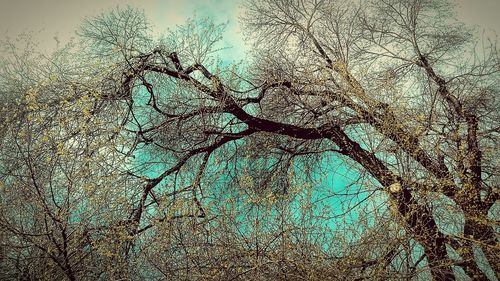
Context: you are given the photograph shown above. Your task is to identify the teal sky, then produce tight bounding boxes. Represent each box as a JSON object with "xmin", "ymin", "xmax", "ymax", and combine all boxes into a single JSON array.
[{"xmin": 1, "ymin": 0, "xmax": 498, "ymax": 59}]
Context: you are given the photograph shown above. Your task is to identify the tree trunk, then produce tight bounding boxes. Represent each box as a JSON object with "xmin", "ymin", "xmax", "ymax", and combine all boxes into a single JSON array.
[
  {"xmin": 394, "ymin": 189, "xmax": 456, "ymax": 281},
  {"xmin": 424, "ymin": 236, "xmax": 456, "ymax": 281},
  {"xmin": 464, "ymin": 217, "xmax": 499, "ymax": 280}
]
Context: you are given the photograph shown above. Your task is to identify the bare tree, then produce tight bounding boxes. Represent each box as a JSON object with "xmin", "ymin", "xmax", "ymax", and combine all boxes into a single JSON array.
[
  {"xmin": 241, "ymin": 0, "xmax": 499, "ymax": 279},
  {"xmin": 0, "ymin": 1, "xmax": 498, "ymax": 280}
]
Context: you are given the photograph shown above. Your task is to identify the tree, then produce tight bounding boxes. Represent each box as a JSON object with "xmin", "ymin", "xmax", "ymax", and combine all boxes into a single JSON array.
[
  {"xmin": 241, "ymin": 0, "xmax": 499, "ymax": 279},
  {"xmin": 0, "ymin": 1, "xmax": 498, "ymax": 280}
]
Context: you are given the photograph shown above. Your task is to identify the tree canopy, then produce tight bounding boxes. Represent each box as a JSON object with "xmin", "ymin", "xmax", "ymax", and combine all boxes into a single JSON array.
[{"xmin": 0, "ymin": 0, "xmax": 498, "ymax": 280}]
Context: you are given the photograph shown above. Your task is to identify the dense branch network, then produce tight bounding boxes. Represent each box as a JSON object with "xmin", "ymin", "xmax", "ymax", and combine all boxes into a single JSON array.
[{"xmin": 1, "ymin": 1, "xmax": 498, "ymax": 280}]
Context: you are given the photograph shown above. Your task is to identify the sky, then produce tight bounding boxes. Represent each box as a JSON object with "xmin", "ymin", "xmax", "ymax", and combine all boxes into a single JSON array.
[
  {"xmin": 0, "ymin": 0, "xmax": 247, "ymax": 61},
  {"xmin": 0, "ymin": 1, "xmax": 498, "ymax": 260},
  {"xmin": 0, "ymin": 0, "xmax": 499, "ymax": 60}
]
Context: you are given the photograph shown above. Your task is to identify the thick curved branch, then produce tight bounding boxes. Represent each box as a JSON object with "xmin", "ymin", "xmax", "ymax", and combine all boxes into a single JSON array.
[
  {"xmin": 304, "ymin": 30, "xmax": 456, "ymax": 195},
  {"xmin": 122, "ymin": 52, "xmax": 455, "ymax": 275}
]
